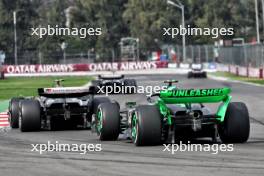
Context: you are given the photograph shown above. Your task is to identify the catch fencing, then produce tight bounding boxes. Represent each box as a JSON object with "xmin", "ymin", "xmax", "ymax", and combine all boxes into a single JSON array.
[
  {"xmin": 171, "ymin": 44, "xmax": 264, "ymax": 68},
  {"xmin": 219, "ymin": 44, "xmax": 264, "ymax": 68},
  {"xmin": 3, "ymin": 43, "xmax": 264, "ymax": 70}
]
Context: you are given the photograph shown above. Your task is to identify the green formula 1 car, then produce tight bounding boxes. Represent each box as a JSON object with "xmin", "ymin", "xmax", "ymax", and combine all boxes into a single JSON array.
[{"xmin": 92, "ymin": 80, "xmax": 250, "ymax": 146}]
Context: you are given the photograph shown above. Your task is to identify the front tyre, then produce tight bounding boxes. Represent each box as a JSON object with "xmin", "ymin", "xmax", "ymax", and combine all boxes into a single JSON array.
[
  {"xmin": 19, "ymin": 99, "xmax": 41, "ymax": 132},
  {"xmin": 218, "ymin": 102, "xmax": 250, "ymax": 143},
  {"xmin": 96, "ymin": 102, "xmax": 120, "ymax": 140},
  {"xmin": 132, "ymin": 105, "xmax": 162, "ymax": 146}
]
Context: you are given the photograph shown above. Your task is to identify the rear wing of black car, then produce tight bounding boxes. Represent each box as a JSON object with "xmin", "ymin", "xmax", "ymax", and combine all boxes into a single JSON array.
[
  {"xmin": 38, "ymin": 86, "xmax": 95, "ymax": 98},
  {"xmin": 98, "ymin": 74, "xmax": 124, "ymax": 80}
]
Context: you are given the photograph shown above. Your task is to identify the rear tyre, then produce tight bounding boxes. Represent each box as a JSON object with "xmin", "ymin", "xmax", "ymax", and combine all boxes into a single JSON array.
[
  {"xmin": 218, "ymin": 102, "xmax": 250, "ymax": 143},
  {"xmin": 123, "ymin": 79, "xmax": 137, "ymax": 94},
  {"xmin": 132, "ymin": 105, "xmax": 162, "ymax": 146},
  {"xmin": 9, "ymin": 97, "xmax": 24, "ymax": 128},
  {"xmin": 92, "ymin": 97, "xmax": 111, "ymax": 115},
  {"xmin": 88, "ymin": 97, "xmax": 111, "ymax": 122},
  {"xmin": 96, "ymin": 102, "xmax": 120, "ymax": 140},
  {"xmin": 19, "ymin": 99, "xmax": 41, "ymax": 132}
]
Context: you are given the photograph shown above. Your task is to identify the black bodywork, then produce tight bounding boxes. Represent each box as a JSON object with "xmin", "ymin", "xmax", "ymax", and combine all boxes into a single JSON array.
[
  {"xmin": 9, "ymin": 85, "xmax": 110, "ymax": 131},
  {"xmin": 187, "ymin": 64, "xmax": 207, "ymax": 78},
  {"xmin": 92, "ymin": 74, "xmax": 137, "ymax": 94}
]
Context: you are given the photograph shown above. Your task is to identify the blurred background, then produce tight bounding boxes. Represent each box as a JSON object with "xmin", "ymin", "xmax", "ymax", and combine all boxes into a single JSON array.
[{"xmin": 0, "ymin": 0, "xmax": 263, "ymax": 68}]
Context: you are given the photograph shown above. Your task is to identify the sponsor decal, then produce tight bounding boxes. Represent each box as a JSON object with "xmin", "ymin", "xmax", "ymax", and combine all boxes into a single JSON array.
[
  {"xmin": 43, "ymin": 87, "xmax": 90, "ymax": 94},
  {"xmin": 4, "ymin": 61, "xmax": 165, "ymax": 74},
  {"xmin": 5, "ymin": 64, "xmax": 74, "ymax": 74},
  {"xmin": 168, "ymin": 88, "xmax": 225, "ymax": 97},
  {"xmin": 88, "ymin": 62, "xmax": 157, "ymax": 72}
]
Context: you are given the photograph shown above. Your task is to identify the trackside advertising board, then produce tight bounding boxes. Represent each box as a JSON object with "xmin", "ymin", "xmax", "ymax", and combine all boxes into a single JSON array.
[{"xmin": 3, "ymin": 61, "xmax": 168, "ymax": 74}]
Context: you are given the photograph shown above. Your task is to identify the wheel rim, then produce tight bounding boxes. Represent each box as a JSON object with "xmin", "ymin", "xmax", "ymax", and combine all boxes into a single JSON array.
[
  {"xmin": 96, "ymin": 109, "xmax": 103, "ymax": 134},
  {"xmin": 131, "ymin": 114, "xmax": 138, "ymax": 143}
]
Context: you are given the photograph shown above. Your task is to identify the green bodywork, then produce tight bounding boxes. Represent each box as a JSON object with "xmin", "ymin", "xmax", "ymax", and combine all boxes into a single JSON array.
[
  {"xmin": 155, "ymin": 86, "xmax": 232, "ymax": 125},
  {"xmin": 131, "ymin": 114, "xmax": 137, "ymax": 140},
  {"xmin": 97, "ymin": 110, "xmax": 103, "ymax": 133}
]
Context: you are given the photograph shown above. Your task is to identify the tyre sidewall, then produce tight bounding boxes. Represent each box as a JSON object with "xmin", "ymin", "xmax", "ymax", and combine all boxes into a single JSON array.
[
  {"xmin": 134, "ymin": 105, "xmax": 162, "ymax": 146},
  {"xmin": 98, "ymin": 102, "xmax": 120, "ymax": 140},
  {"xmin": 218, "ymin": 102, "xmax": 250, "ymax": 143},
  {"xmin": 92, "ymin": 97, "xmax": 111, "ymax": 115},
  {"xmin": 20, "ymin": 100, "xmax": 41, "ymax": 132},
  {"xmin": 9, "ymin": 98, "xmax": 24, "ymax": 128}
]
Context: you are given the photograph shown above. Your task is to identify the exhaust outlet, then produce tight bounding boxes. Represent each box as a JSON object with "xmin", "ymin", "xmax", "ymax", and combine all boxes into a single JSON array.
[
  {"xmin": 193, "ymin": 111, "xmax": 200, "ymax": 119},
  {"xmin": 190, "ymin": 111, "xmax": 202, "ymax": 131}
]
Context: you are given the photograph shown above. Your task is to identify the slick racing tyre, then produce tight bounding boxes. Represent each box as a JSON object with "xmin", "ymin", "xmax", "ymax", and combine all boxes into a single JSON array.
[
  {"xmin": 96, "ymin": 102, "xmax": 120, "ymax": 140},
  {"xmin": 92, "ymin": 97, "xmax": 111, "ymax": 114},
  {"xmin": 9, "ymin": 97, "xmax": 24, "ymax": 128},
  {"xmin": 218, "ymin": 102, "xmax": 250, "ymax": 143},
  {"xmin": 19, "ymin": 99, "xmax": 41, "ymax": 132},
  {"xmin": 132, "ymin": 105, "xmax": 162, "ymax": 146},
  {"xmin": 123, "ymin": 79, "xmax": 137, "ymax": 94}
]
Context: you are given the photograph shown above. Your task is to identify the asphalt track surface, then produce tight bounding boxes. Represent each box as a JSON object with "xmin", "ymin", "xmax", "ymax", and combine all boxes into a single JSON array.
[{"xmin": 0, "ymin": 74, "xmax": 264, "ymax": 176}]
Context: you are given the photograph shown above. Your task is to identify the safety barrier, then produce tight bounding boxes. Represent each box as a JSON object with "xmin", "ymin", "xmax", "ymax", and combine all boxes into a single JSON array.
[
  {"xmin": 2, "ymin": 61, "xmax": 262, "ymax": 78},
  {"xmin": 216, "ymin": 64, "xmax": 263, "ymax": 79}
]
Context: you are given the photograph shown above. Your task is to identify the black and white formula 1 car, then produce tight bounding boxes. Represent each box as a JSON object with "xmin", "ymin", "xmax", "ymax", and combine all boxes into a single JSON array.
[
  {"xmin": 9, "ymin": 84, "xmax": 111, "ymax": 132},
  {"xmin": 91, "ymin": 74, "xmax": 137, "ymax": 94},
  {"xmin": 187, "ymin": 63, "xmax": 207, "ymax": 78}
]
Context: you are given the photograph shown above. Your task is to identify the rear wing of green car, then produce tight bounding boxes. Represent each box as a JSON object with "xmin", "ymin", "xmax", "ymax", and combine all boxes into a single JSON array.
[
  {"xmin": 160, "ymin": 88, "xmax": 231, "ymax": 103},
  {"xmin": 158, "ymin": 88, "xmax": 232, "ymax": 122}
]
